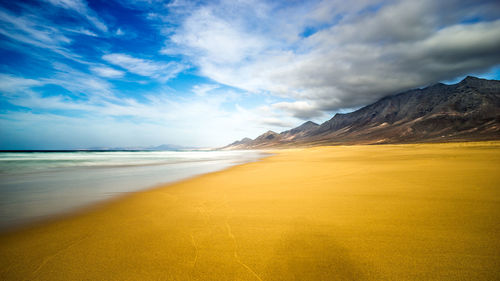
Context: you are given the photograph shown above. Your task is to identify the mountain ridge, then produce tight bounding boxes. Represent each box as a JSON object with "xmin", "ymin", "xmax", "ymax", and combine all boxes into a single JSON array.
[{"xmin": 222, "ymin": 76, "xmax": 500, "ymax": 149}]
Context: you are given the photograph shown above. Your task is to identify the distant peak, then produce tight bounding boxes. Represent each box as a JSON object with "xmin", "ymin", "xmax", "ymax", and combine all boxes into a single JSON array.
[
  {"xmin": 257, "ymin": 130, "xmax": 279, "ymax": 141},
  {"xmin": 460, "ymin": 76, "xmax": 481, "ymax": 83},
  {"xmin": 464, "ymin": 75, "xmax": 479, "ymax": 80},
  {"xmin": 294, "ymin": 121, "xmax": 319, "ymax": 130},
  {"xmin": 458, "ymin": 76, "xmax": 487, "ymax": 88},
  {"xmin": 301, "ymin": 121, "xmax": 319, "ymax": 126},
  {"xmin": 426, "ymin": 82, "xmax": 446, "ymax": 89},
  {"xmin": 282, "ymin": 120, "xmax": 320, "ymax": 134}
]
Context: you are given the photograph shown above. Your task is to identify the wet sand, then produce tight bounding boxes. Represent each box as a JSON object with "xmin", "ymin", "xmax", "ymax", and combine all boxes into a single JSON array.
[{"xmin": 1, "ymin": 142, "xmax": 499, "ymax": 280}]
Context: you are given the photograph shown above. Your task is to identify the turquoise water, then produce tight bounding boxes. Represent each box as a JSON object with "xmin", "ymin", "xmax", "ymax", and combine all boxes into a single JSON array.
[{"xmin": 0, "ymin": 150, "xmax": 266, "ymax": 230}]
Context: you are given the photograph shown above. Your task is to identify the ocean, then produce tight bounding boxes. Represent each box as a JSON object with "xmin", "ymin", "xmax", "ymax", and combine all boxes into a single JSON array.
[{"xmin": 0, "ymin": 150, "xmax": 267, "ymax": 230}]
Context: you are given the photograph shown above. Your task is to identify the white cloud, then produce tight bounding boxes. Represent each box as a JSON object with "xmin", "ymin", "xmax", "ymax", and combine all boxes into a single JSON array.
[
  {"xmin": 0, "ymin": 6, "xmax": 95, "ymax": 64},
  {"xmin": 0, "ymin": 72, "xmax": 285, "ymax": 147},
  {"xmin": 90, "ymin": 66, "xmax": 125, "ymax": 78},
  {"xmin": 47, "ymin": 63, "xmax": 115, "ymax": 99},
  {"xmin": 0, "ymin": 74, "xmax": 44, "ymax": 94},
  {"xmin": 191, "ymin": 84, "xmax": 219, "ymax": 96},
  {"xmin": 164, "ymin": 7, "xmax": 266, "ymax": 65},
  {"xmin": 6, "ymin": 91, "xmax": 96, "ymax": 112},
  {"xmin": 43, "ymin": 0, "xmax": 108, "ymax": 32},
  {"xmin": 71, "ymin": 28, "xmax": 97, "ymax": 36},
  {"xmin": 0, "ymin": 9, "xmax": 71, "ymax": 48},
  {"xmin": 163, "ymin": 0, "xmax": 500, "ymax": 117},
  {"xmin": 103, "ymin": 53, "xmax": 186, "ymax": 81}
]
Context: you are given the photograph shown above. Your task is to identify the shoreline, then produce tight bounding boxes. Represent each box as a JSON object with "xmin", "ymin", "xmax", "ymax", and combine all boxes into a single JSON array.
[
  {"xmin": 1, "ymin": 141, "xmax": 499, "ymax": 280},
  {"xmin": 0, "ymin": 151, "xmax": 273, "ymax": 234}
]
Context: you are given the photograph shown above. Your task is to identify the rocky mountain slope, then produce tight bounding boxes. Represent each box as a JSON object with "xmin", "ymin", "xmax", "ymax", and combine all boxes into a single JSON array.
[{"xmin": 223, "ymin": 76, "xmax": 500, "ymax": 149}]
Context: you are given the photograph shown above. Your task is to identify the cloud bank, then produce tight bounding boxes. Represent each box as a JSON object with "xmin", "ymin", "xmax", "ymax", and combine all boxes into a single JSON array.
[{"xmin": 163, "ymin": 0, "xmax": 500, "ymax": 118}]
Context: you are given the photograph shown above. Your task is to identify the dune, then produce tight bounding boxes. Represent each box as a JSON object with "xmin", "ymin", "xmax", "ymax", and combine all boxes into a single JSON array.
[{"xmin": 1, "ymin": 142, "xmax": 499, "ymax": 280}]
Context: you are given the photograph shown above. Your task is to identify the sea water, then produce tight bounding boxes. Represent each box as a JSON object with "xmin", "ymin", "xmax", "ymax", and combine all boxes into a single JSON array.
[{"xmin": 0, "ymin": 150, "xmax": 267, "ymax": 230}]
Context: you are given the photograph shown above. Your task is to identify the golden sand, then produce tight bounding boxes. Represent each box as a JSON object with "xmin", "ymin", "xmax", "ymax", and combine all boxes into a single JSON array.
[{"xmin": 1, "ymin": 142, "xmax": 500, "ymax": 280}]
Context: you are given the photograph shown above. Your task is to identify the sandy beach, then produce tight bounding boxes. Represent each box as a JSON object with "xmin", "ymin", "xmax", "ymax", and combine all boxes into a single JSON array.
[{"xmin": 1, "ymin": 142, "xmax": 499, "ymax": 280}]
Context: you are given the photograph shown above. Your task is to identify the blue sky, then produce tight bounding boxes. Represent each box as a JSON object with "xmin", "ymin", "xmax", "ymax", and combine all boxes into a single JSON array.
[{"xmin": 1, "ymin": 0, "xmax": 499, "ymax": 149}]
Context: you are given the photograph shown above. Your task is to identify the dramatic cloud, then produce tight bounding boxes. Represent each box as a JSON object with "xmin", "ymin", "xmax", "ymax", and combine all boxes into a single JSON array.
[
  {"xmin": 164, "ymin": 0, "xmax": 500, "ymax": 117},
  {"xmin": 273, "ymin": 101, "xmax": 326, "ymax": 119}
]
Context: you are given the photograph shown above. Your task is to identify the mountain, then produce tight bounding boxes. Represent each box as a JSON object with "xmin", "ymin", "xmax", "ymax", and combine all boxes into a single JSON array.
[
  {"xmin": 222, "ymin": 122, "xmax": 320, "ymax": 150},
  {"xmin": 223, "ymin": 76, "xmax": 500, "ymax": 149},
  {"xmin": 280, "ymin": 121, "xmax": 319, "ymax": 141},
  {"xmin": 224, "ymin": 137, "xmax": 253, "ymax": 150},
  {"xmin": 246, "ymin": 131, "xmax": 280, "ymax": 148}
]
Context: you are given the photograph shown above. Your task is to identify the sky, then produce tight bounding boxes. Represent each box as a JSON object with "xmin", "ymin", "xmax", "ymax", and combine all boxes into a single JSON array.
[{"xmin": 0, "ymin": 0, "xmax": 500, "ymax": 149}]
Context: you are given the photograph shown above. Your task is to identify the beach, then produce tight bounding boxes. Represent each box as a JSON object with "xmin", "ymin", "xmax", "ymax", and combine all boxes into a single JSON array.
[
  {"xmin": 1, "ymin": 142, "xmax": 499, "ymax": 280},
  {"xmin": 0, "ymin": 150, "xmax": 266, "ymax": 229}
]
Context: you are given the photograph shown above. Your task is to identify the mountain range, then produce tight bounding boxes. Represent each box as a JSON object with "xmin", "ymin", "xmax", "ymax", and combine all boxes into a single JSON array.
[{"xmin": 223, "ymin": 76, "xmax": 500, "ymax": 149}]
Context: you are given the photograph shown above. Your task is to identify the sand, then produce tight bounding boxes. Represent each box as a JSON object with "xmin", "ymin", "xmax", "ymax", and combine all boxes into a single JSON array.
[{"xmin": 1, "ymin": 142, "xmax": 499, "ymax": 280}]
